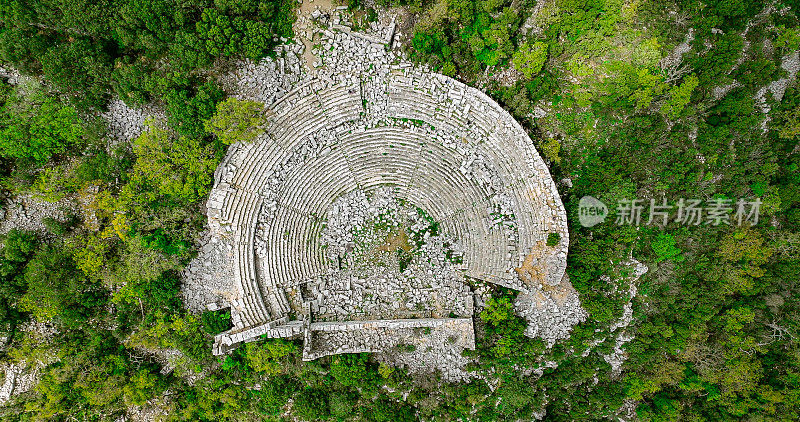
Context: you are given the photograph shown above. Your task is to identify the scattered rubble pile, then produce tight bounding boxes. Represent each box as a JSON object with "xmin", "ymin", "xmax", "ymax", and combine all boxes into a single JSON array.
[
  {"xmin": 310, "ymin": 318, "xmax": 476, "ymax": 381},
  {"xmin": 514, "ymin": 274, "xmax": 588, "ymax": 348},
  {"xmin": 0, "ymin": 194, "xmax": 79, "ymax": 236},
  {"xmin": 602, "ymin": 259, "xmax": 649, "ymax": 375},
  {"xmin": 218, "ymin": 43, "xmax": 305, "ymax": 104},
  {"xmin": 181, "ymin": 230, "xmax": 236, "ymax": 314},
  {"xmin": 310, "ymin": 188, "xmax": 471, "ymax": 321},
  {"xmin": 0, "ymin": 363, "xmax": 38, "ymax": 406},
  {"xmin": 100, "ymin": 99, "xmax": 165, "ymax": 146},
  {"xmin": 185, "ymin": 10, "xmax": 579, "ymax": 379},
  {"xmin": 0, "ymin": 66, "xmax": 23, "ymax": 85}
]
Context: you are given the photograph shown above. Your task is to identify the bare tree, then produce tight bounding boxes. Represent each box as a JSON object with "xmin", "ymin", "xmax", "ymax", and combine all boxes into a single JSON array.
[
  {"xmin": 660, "ymin": 59, "xmax": 692, "ymax": 85},
  {"xmin": 763, "ymin": 319, "xmax": 796, "ymax": 344}
]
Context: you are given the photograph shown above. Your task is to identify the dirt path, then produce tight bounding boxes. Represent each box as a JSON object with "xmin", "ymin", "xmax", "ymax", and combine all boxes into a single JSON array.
[{"xmin": 295, "ymin": 0, "xmax": 336, "ymax": 72}]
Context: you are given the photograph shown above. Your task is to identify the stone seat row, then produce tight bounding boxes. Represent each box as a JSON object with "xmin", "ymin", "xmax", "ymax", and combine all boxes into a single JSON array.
[
  {"xmin": 383, "ymin": 98, "xmax": 491, "ymax": 153},
  {"xmin": 215, "ymin": 139, "xmax": 282, "ymax": 221},
  {"xmin": 260, "ymin": 204, "xmax": 327, "ymax": 288},
  {"xmin": 440, "ymin": 202, "xmax": 515, "ymax": 283},
  {"xmin": 220, "ymin": 155, "xmax": 317, "ymax": 329},
  {"xmin": 333, "ymin": 130, "xmax": 423, "ymax": 194},
  {"xmin": 403, "ymin": 156, "xmax": 494, "ymax": 220},
  {"xmin": 335, "ymin": 128, "xmax": 488, "ymax": 207},
  {"xmin": 232, "ymin": 197, "xmax": 273, "ymax": 328},
  {"xmin": 274, "ymin": 149, "xmax": 360, "ymax": 217},
  {"xmin": 294, "ymin": 127, "xmax": 493, "ymax": 222}
]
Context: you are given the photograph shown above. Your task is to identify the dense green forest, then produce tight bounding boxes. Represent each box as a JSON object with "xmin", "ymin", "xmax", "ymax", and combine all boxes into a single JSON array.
[{"xmin": 0, "ymin": 0, "xmax": 799, "ymax": 420}]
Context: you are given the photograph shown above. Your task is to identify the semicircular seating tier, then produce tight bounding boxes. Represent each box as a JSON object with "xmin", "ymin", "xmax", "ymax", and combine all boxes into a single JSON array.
[{"xmin": 207, "ymin": 66, "xmax": 569, "ymax": 354}]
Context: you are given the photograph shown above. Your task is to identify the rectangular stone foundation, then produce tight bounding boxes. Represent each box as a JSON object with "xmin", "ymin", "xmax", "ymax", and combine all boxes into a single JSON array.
[
  {"xmin": 213, "ymin": 316, "xmax": 476, "ymax": 362},
  {"xmin": 302, "ymin": 317, "xmax": 475, "ymax": 360}
]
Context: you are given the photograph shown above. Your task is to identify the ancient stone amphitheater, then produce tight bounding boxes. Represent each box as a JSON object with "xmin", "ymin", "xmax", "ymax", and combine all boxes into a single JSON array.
[{"xmin": 199, "ymin": 20, "xmax": 573, "ymax": 376}]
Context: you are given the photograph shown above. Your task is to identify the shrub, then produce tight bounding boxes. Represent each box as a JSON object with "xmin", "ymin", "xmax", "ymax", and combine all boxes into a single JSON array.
[
  {"xmin": 329, "ymin": 353, "xmax": 375, "ymax": 388},
  {"xmin": 2, "ymin": 229, "xmax": 38, "ymax": 262},
  {"xmin": 364, "ymin": 396, "xmax": 416, "ymax": 422},
  {"xmin": 513, "ymin": 42, "xmax": 548, "ymax": 79},
  {"xmin": 163, "ymin": 82, "xmax": 224, "ymax": 139},
  {"xmin": 651, "ymin": 233, "xmax": 684, "ymax": 263},
  {"xmin": 329, "ymin": 390, "xmax": 358, "ymax": 420},
  {"xmin": 243, "ymin": 339, "xmax": 298, "ymax": 375},
  {"xmin": 42, "ymin": 214, "xmax": 81, "ymax": 236},
  {"xmin": 254, "ymin": 376, "xmax": 297, "ymax": 415},
  {"xmin": 293, "ymin": 388, "xmax": 330, "ymax": 420},
  {"xmin": 546, "ymin": 232, "xmax": 561, "ymax": 247},
  {"xmin": 201, "ymin": 309, "xmax": 232, "ymax": 335},
  {"xmin": 204, "ymin": 98, "xmax": 266, "ymax": 145},
  {"xmin": 0, "ymin": 90, "xmax": 86, "ymax": 165},
  {"xmin": 129, "ymin": 120, "xmax": 218, "ymax": 203},
  {"xmin": 20, "ymin": 244, "xmax": 105, "ymax": 326}
]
